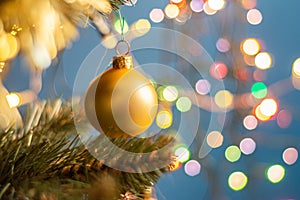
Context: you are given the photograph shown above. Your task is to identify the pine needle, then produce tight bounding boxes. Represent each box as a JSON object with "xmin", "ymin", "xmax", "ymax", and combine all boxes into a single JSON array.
[{"xmin": 0, "ymin": 100, "xmax": 175, "ymax": 199}]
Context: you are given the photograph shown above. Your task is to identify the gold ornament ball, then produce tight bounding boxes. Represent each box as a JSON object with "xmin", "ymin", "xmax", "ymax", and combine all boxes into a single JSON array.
[{"xmin": 85, "ymin": 55, "xmax": 158, "ymax": 138}]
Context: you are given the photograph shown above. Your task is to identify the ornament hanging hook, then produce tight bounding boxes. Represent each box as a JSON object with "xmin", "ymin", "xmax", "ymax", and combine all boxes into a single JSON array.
[
  {"xmin": 115, "ymin": 8, "xmax": 130, "ymax": 55},
  {"xmin": 115, "ymin": 40, "xmax": 130, "ymax": 55}
]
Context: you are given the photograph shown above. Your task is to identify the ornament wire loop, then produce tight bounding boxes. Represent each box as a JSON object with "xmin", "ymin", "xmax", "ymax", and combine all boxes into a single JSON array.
[{"xmin": 115, "ymin": 40, "xmax": 130, "ymax": 55}]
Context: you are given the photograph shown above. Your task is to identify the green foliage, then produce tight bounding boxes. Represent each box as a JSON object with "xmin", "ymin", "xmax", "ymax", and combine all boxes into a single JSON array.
[{"xmin": 0, "ymin": 100, "xmax": 175, "ymax": 199}]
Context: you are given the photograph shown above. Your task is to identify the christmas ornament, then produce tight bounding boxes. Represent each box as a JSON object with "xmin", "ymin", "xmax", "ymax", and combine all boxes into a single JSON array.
[{"xmin": 85, "ymin": 41, "xmax": 158, "ymax": 138}]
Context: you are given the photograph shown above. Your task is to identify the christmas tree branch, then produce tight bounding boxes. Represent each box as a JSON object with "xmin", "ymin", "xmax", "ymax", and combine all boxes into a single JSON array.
[{"xmin": 0, "ymin": 99, "xmax": 175, "ymax": 199}]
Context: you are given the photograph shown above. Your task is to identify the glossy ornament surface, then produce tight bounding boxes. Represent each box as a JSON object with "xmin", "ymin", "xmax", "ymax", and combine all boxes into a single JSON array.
[{"xmin": 85, "ymin": 55, "xmax": 158, "ymax": 138}]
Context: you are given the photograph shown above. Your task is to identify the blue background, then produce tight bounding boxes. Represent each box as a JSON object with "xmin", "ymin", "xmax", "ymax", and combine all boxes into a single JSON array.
[{"xmin": 4, "ymin": 0, "xmax": 300, "ymax": 199}]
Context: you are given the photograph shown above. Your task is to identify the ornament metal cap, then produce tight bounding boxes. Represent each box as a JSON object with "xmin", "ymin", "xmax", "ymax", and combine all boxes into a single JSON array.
[{"xmin": 112, "ymin": 55, "xmax": 133, "ymax": 69}]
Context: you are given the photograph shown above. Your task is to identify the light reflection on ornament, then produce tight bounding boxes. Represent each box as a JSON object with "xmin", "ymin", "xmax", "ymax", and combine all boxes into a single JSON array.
[
  {"xmin": 163, "ymin": 86, "xmax": 179, "ymax": 102},
  {"xmin": 282, "ymin": 147, "xmax": 298, "ymax": 165},
  {"xmin": 156, "ymin": 110, "xmax": 172, "ymax": 129},
  {"xmin": 225, "ymin": 145, "xmax": 241, "ymax": 162},
  {"xmin": 184, "ymin": 160, "xmax": 201, "ymax": 176},
  {"xmin": 207, "ymin": 0, "xmax": 226, "ymax": 11},
  {"xmin": 190, "ymin": 0, "xmax": 204, "ymax": 13},
  {"xmin": 242, "ymin": 38, "xmax": 260, "ymax": 56},
  {"xmin": 206, "ymin": 130, "xmax": 223, "ymax": 148},
  {"xmin": 6, "ymin": 92, "xmax": 21, "ymax": 108},
  {"xmin": 247, "ymin": 9, "xmax": 263, "ymax": 25},
  {"xmin": 165, "ymin": 4, "xmax": 180, "ymax": 19},
  {"xmin": 175, "ymin": 146, "xmax": 190, "ymax": 163},
  {"xmin": 292, "ymin": 57, "xmax": 300, "ymax": 77},
  {"xmin": 216, "ymin": 38, "xmax": 230, "ymax": 53},
  {"xmin": 195, "ymin": 79, "xmax": 211, "ymax": 95},
  {"xmin": 203, "ymin": 2, "xmax": 217, "ymax": 15},
  {"xmin": 239, "ymin": 138, "xmax": 256, "ymax": 155},
  {"xmin": 277, "ymin": 110, "xmax": 292, "ymax": 128},
  {"xmin": 243, "ymin": 115, "xmax": 258, "ymax": 130},
  {"xmin": 176, "ymin": 97, "xmax": 192, "ymax": 112},
  {"xmin": 255, "ymin": 52, "xmax": 272, "ymax": 70},
  {"xmin": 260, "ymin": 98, "xmax": 278, "ymax": 117},
  {"xmin": 266, "ymin": 164, "xmax": 285, "ymax": 184},
  {"xmin": 210, "ymin": 62, "xmax": 228, "ymax": 80},
  {"xmin": 228, "ymin": 171, "xmax": 248, "ymax": 191},
  {"xmin": 149, "ymin": 8, "xmax": 165, "ymax": 23},
  {"xmin": 214, "ymin": 90, "xmax": 233, "ymax": 109}
]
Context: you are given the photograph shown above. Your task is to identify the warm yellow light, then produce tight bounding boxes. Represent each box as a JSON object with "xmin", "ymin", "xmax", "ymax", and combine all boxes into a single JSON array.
[
  {"xmin": 255, "ymin": 105, "xmax": 270, "ymax": 121},
  {"xmin": 0, "ymin": 62, "xmax": 5, "ymax": 73},
  {"xmin": 242, "ymin": 38, "xmax": 260, "ymax": 56},
  {"xmin": 6, "ymin": 33, "xmax": 19, "ymax": 60},
  {"xmin": 31, "ymin": 43, "xmax": 52, "ymax": 69},
  {"xmin": 134, "ymin": 19, "xmax": 151, "ymax": 35},
  {"xmin": 156, "ymin": 110, "xmax": 173, "ymax": 129},
  {"xmin": 260, "ymin": 98, "xmax": 278, "ymax": 117},
  {"xmin": 171, "ymin": 0, "xmax": 183, "ymax": 3},
  {"xmin": 214, "ymin": 90, "xmax": 233, "ymax": 109},
  {"xmin": 164, "ymin": 4, "xmax": 180, "ymax": 19},
  {"xmin": 255, "ymin": 52, "xmax": 272, "ymax": 70},
  {"xmin": 292, "ymin": 58, "xmax": 300, "ymax": 77},
  {"xmin": 203, "ymin": 2, "xmax": 217, "ymax": 15},
  {"xmin": 208, "ymin": 0, "xmax": 226, "ymax": 11},
  {"xmin": 206, "ymin": 131, "xmax": 223, "ymax": 148},
  {"xmin": 169, "ymin": 159, "xmax": 182, "ymax": 171},
  {"xmin": 6, "ymin": 93, "xmax": 21, "ymax": 108},
  {"xmin": 0, "ymin": 33, "xmax": 10, "ymax": 61},
  {"xmin": 241, "ymin": 0, "xmax": 257, "ymax": 9},
  {"xmin": 228, "ymin": 171, "xmax": 248, "ymax": 191}
]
